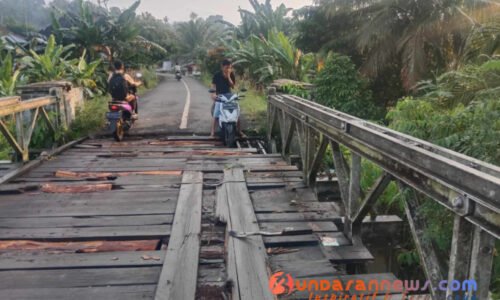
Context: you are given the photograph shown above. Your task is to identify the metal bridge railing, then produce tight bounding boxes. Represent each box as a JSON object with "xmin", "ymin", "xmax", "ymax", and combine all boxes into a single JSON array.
[{"xmin": 267, "ymin": 88, "xmax": 499, "ymax": 299}]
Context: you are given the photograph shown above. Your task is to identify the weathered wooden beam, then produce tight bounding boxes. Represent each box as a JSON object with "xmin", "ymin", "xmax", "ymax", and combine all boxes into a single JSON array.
[
  {"xmin": 307, "ymin": 136, "xmax": 328, "ymax": 185},
  {"xmin": 40, "ymin": 107, "xmax": 56, "ymax": 135},
  {"xmin": 346, "ymin": 153, "xmax": 361, "ymax": 241},
  {"xmin": 446, "ymin": 215, "xmax": 474, "ymax": 298},
  {"xmin": 330, "ymin": 141, "xmax": 349, "ymax": 206},
  {"xmin": 282, "ymin": 117, "xmax": 295, "ymax": 156},
  {"xmin": 24, "ymin": 107, "xmax": 40, "ymax": 148},
  {"xmin": 155, "ymin": 171, "xmax": 203, "ymax": 300},
  {"xmin": 0, "ymin": 97, "xmax": 56, "ymax": 117},
  {"xmin": 353, "ymin": 173, "xmax": 392, "ymax": 224},
  {"xmin": 224, "ymin": 168, "xmax": 273, "ymax": 300},
  {"xmin": 0, "ymin": 96, "xmax": 20, "ymax": 106},
  {"xmin": 469, "ymin": 227, "xmax": 495, "ymax": 300},
  {"xmin": 400, "ymin": 184, "xmax": 446, "ymax": 299},
  {"xmin": 303, "ymin": 126, "xmax": 316, "ymax": 182},
  {"xmin": 295, "ymin": 120, "xmax": 307, "ymax": 171},
  {"xmin": 0, "ymin": 119, "xmax": 23, "ymax": 157},
  {"xmin": 15, "ymin": 112, "xmax": 28, "ymax": 161},
  {"xmin": 266, "ymin": 94, "xmax": 277, "ymax": 143}
]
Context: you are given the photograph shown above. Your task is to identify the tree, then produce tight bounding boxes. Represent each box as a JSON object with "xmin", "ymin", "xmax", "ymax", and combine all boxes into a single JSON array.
[
  {"xmin": 174, "ymin": 14, "xmax": 231, "ymax": 64},
  {"xmin": 314, "ymin": 53, "xmax": 381, "ymax": 120},
  {"xmin": 0, "ymin": 0, "xmax": 51, "ymax": 32},
  {"xmin": 237, "ymin": 0, "xmax": 293, "ymax": 39},
  {"xmin": 50, "ymin": 0, "xmax": 166, "ymax": 62},
  {"xmin": 225, "ymin": 30, "xmax": 315, "ymax": 86},
  {"xmin": 297, "ymin": 0, "xmax": 500, "ymax": 91}
]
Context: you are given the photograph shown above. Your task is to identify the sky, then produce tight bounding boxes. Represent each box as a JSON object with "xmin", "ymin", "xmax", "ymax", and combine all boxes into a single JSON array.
[{"xmin": 89, "ymin": 0, "xmax": 313, "ymax": 25}]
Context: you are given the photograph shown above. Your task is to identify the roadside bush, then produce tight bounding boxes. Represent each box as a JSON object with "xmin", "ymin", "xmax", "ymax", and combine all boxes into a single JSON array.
[
  {"xmin": 67, "ymin": 96, "xmax": 108, "ymax": 140},
  {"xmin": 314, "ymin": 53, "xmax": 381, "ymax": 120}
]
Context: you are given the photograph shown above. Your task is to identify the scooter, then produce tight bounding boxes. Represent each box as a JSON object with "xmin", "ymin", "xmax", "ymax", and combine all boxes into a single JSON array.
[
  {"xmin": 105, "ymin": 73, "xmax": 142, "ymax": 142},
  {"xmin": 175, "ymin": 71, "xmax": 182, "ymax": 81},
  {"xmin": 209, "ymin": 88, "xmax": 246, "ymax": 147}
]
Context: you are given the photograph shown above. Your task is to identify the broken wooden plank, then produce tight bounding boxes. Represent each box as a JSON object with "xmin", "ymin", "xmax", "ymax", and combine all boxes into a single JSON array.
[
  {"xmin": 0, "ymin": 250, "xmax": 165, "ymax": 270},
  {"xmin": 270, "ymin": 258, "xmax": 340, "ymax": 278},
  {"xmin": 321, "ymin": 244, "xmax": 374, "ymax": 264},
  {"xmin": 1, "ymin": 285, "xmax": 156, "ymax": 300},
  {"xmin": 54, "ymin": 170, "xmax": 182, "ymax": 178},
  {"xmin": 215, "ymin": 185, "xmax": 229, "ymax": 223},
  {"xmin": 0, "ymin": 225, "xmax": 171, "ymax": 241},
  {"xmin": 0, "ymin": 215, "xmax": 172, "ymax": 229},
  {"xmin": 0, "ymin": 240, "xmax": 159, "ymax": 253},
  {"xmin": 224, "ymin": 168, "xmax": 274, "ymax": 300},
  {"xmin": 155, "ymin": 171, "xmax": 203, "ymax": 300},
  {"xmin": 256, "ymin": 212, "xmax": 341, "ymax": 223},
  {"xmin": 41, "ymin": 183, "xmax": 113, "ymax": 193},
  {"xmin": 0, "ymin": 267, "xmax": 161, "ymax": 289},
  {"xmin": 259, "ymin": 221, "xmax": 338, "ymax": 233}
]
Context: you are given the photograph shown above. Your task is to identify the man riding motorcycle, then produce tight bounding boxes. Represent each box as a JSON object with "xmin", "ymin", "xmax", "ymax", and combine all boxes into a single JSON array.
[
  {"xmin": 108, "ymin": 60, "xmax": 142, "ymax": 119},
  {"xmin": 209, "ymin": 59, "xmax": 246, "ymax": 138}
]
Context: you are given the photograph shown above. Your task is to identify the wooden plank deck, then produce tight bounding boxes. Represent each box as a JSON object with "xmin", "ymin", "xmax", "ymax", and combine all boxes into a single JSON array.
[{"xmin": 0, "ymin": 136, "xmax": 401, "ymax": 300}]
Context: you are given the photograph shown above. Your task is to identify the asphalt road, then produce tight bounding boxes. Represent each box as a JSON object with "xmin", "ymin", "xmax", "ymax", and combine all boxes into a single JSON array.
[{"xmin": 133, "ymin": 74, "xmax": 213, "ymax": 135}]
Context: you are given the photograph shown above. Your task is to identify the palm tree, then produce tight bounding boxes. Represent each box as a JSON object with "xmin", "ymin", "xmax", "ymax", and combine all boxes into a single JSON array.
[
  {"xmin": 311, "ymin": 0, "xmax": 500, "ymax": 90},
  {"xmin": 174, "ymin": 14, "xmax": 231, "ymax": 63}
]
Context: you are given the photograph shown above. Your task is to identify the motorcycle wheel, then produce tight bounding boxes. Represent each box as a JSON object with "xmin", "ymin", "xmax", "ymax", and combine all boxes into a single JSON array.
[
  {"xmin": 114, "ymin": 120, "xmax": 124, "ymax": 142},
  {"xmin": 225, "ymin": 123, "xmax": 236, "ymax": 148}
]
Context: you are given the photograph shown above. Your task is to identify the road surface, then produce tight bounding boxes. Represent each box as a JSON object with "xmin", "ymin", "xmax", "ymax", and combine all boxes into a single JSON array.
[{"xmin": 134, "ymin": 74, "xmax": 213, "ymax": 135}]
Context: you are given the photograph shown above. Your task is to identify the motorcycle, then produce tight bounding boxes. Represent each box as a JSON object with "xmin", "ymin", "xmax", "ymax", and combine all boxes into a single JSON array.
[
  {"xmin": 209, "ymin": 88, "xmax": 246, "ymax": 147},
  {"xmin": 175, "ymin": 71, "xmax": 182, "ymax": 81},
  {"xmin": 105, "ymin": 73, "xmax": 142, "ymax": 142}
]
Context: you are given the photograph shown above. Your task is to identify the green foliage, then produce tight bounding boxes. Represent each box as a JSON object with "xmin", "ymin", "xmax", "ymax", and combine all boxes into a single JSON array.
[
  {"xmin": 138, "ymin": 67, "xmax": 158, "ymax": 89},
  {"xmin": 281, "ymin": 83, "xmax": 311, "ymax": 99},
  {"xmin": 174, "ymin": 14, "xmax": 231, "ymax": 64},
  {"xmin": 238, "ymin": 0, "xmax": 293, "ymax": 39},
  {"xmin": 314, "ymin": 53, "xmax": 381, "ymax": 120},
  {"xmin": 238, "ymin": 85, "xmax": 267, "ymax": 135},
  {"xmin": 51, "ymin": 0, "xmax": 166, "ymax": 63},
  {"xmin": 67, "ymin": 50, "xmax": 102, "ymax": 97},
  {"xmin": 296, "ymin": 0, "xmax": 500, "ymax": 101},
  {"xmin": 0, "ymin": 52, "xmax": 21, "ymax": 96},
  {"xmin": 29, "ymin": 111, "xmax": 65, "ymax": 150},
  {"xmin": 66, "ymin": 96, "xmax": 108, "ymax": 140},
  {"xmin": 226, "ymin": 30, "xmax": 315, "ymax": 86},
  {"xmin": 21, "ymin": 35, "xmax": 74, "ymax": 82},
  {"xmin": 387, "ymin": 58, "xmax": 500, "ymax": 288}
]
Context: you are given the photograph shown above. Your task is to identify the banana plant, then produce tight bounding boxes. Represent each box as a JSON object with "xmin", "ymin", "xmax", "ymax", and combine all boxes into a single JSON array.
[
  {"xmin": 67, "ymin": 50, "xmax": 102, "ymax": 97},
  {"xmin": 0, "ymin": 52, "xmax": 21, "ymax": 97},
  {"xmin": 21, "ymin": 35, "xmax": 75, "ymax": 82}
]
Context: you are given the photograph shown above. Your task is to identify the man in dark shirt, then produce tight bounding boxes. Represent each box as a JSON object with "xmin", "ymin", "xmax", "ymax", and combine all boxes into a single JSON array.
[{"xmin": 210, "ymin": 59, "xmax": 245, "ymax": 138}]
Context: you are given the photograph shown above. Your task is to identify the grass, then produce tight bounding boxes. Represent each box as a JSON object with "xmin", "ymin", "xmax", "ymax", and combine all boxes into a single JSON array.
[
  {"xmin": 0, "ymin": 125, "xmax": 12, "ymax": 160},
  {"xmin": 66, "ymin": 95, "xmax": 109, "ymax": 140},
  {"xmin": 239, "ymin": 87, "xmax": 267, "ymax": 136}
]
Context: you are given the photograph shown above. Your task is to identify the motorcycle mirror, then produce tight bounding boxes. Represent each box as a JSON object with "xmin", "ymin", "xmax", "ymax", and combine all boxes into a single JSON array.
[{"xmin": 208, "ymin": 89, "xmax": 216, "ymax": 93}]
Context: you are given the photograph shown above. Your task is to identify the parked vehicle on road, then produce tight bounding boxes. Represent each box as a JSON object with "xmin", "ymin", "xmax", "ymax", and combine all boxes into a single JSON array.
[{"xmin": 209, "ymin": 88, "xmax": 246, "ymax": 147}]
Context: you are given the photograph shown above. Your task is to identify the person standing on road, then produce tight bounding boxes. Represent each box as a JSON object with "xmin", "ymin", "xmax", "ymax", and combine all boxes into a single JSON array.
[{"xmin": 209, "ymin": 59, "xmax": 246, "ymax": 138}]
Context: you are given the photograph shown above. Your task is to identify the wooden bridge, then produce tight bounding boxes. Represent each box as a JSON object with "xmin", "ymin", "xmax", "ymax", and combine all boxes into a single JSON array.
[{"xmin": 0, "ymin": 87, "xmax": 497, "ymax": 300}]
